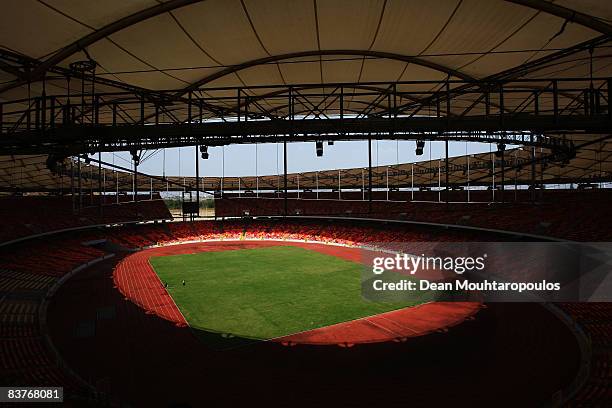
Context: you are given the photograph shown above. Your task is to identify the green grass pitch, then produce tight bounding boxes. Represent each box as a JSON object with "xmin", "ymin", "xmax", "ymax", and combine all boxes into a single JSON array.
[{"xmin": 150, "ymin": 246, "xmax": 426, "ymax": 340}]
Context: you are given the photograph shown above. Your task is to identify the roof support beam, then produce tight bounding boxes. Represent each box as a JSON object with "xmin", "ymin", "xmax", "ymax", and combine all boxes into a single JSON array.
[
  {"xmin": 2, "ymin": 114, "xmax": 606, "ymax": 155},
  {"xmin": 489, "ymin": 35, "xmax": 611, "ymax": 81},
  {"xmin": 0, "ymin": 60, "xmax": 28, "ymax": 80},
  {"xmin": 0, "ymin": 48, "xmax": 159, "ymax": 96},
  {"xmin": 0, "ymin": 0, "xmax": 204, "ymax": 94},
  {"xmin": 395, "ymin": 35, "xmax": 611, "ymax": 115},
  {"xmin": 179, "ymin": 50, "xmax": 477, "ymax": 94},
  {"xmin": 505, "ymin": 0, "xmax": 612, "ymax": 37}
]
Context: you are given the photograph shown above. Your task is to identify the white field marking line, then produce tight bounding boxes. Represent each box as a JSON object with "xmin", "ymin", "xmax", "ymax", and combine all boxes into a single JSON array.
[
  {"xmin": 116, "ymin": 247, "xmax": 190, "ymax": 324},
  {"xmin": 149, "ymin": 256, "xmax": 188, "ymax": 323},
  {"xmin": 360, "ymin": 317, "xmax": 411, "ymax": 336},
  {"xmin": 138, "ymin": 254, "xmax": 160, "ymax": 314},
  {"xmin": 373, "ymin": 314, "xmax": 425, "ymax": 335},
  {"xmin": 144, "ymin": 256, "xmax": 189, "ymax": 326},
  {"xmin": 263, "ymin": 302, "xmax": 440, "ymax": 344},
  {"xmin": 125, "ymin": 255, "xmax": 148, "ymax": 312},
  {"xmin": 265, "ymin": 298, "xmax": 486, "ymax": 343},
  {"xmin": 116, "ymin": 254, "xmax": 148, "ymax": 312}
]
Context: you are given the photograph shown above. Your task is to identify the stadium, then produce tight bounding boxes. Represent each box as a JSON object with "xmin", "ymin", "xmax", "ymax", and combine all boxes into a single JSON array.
[{"xmin": 0, "ymin": 0, "xmax": 611, "ymax": 406}]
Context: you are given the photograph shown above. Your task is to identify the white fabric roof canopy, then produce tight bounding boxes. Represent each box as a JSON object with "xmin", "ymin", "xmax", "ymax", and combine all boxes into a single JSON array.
[
  {"xmin": 0, "ymin": 0, "xmax": 610, "ymax": 193},
  {"xmin": 0, "ymin": 0, "xmax": 609, "ymax": 104}
]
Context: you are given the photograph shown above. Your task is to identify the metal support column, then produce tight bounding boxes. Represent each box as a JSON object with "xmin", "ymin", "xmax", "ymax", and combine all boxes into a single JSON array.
[
  {"xmin": 540, "ymin": 147, "xmax": 545, "ymax": 201},
  {"xmin": 284, "ymin": 88, "xmax": 291, "ymax": 216},
  {"xmin": 361, "ymin": 169, "xmax": 364, "ymax": 200},
  {"xmin": 49, "ymin": 97, "xmax": 55, "ymax": 129},
  {"xmin": 531, "ymin": 135, "xmax": 536, "ymax": 202},
  {"xmin": 70, "ymin": 158, "xmax": 75, "ymax": 213},
  {"xmin": 386, "ymin": 167, "xmax": 389, "ymax": 201},
  {"xmin": 500, "ymin": 148, "xmax": 505, "ymax": 203},
  {"xmin": 134, "ymin": 158, "xmax": 138, "ymax": 204},
  {"xmin": 284, "ymin": 137, "xmax": 288, "ymax": 216},
  {"xmin": 467, "ymin": 152, "xmax": 471, "ymax": 202},
  {"xmin": 499, "ymin": 84, "xmax": 505, "ymax": 204},
  {"xmin": 195, "ymin": 144, "xmax": 200, "ymax": 217},
  {"xmin": 368, "ymin": 136, "xmax": 372, "ymax": 213},
  {"xmin": 411, "ymin": 163, "xmax": 414, "ymax": 201},
  {"xmin": 41, "ymin": 79, "xmax": 46, "ymax": 130},
  {"xmin": 532, "ymin": 93, "xmax": 539, "ymax": 203},
  {"xmin": 445, "ymin": 140, "xmax": 449, "ymax": 203},
  {"xmin": 77, "ymin": 156, "xmax": 82, "ymax": 211},
  {"xmin": 98, "ymin": 151, "xmax": 102, "ymax": 215}
]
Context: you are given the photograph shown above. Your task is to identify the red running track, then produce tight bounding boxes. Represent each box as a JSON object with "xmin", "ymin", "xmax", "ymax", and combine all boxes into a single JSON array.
[{"xmin": 113, "ymin": 240, "xmax": 482, "ymax": 346}]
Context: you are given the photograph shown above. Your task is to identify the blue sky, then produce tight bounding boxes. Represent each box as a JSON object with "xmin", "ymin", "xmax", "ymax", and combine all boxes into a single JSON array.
[{"xmin": 98, "ymin": 140, "xmax": 495, "ymax": 178}]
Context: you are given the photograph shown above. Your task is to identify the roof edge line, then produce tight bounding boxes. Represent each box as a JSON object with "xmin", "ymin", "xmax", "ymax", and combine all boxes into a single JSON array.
[{"xmin": 505, "ymin": 0, "xmax": 612, "ymax": 37}]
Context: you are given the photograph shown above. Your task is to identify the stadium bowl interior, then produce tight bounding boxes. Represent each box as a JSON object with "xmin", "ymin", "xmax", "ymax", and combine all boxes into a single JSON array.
[{"xmin": 0, "ymin": 1, "xmax": 611, "ymax": 407}]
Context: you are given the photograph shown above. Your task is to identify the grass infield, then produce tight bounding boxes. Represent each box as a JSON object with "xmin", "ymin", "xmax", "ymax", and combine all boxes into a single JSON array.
[{"xmin": 150, "ymin": 245, "xmax": 426, "ymax": 341}]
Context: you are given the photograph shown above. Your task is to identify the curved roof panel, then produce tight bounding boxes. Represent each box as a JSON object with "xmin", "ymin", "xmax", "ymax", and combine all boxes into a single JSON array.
[{"xmin": 0, "ymin": 0, "xmax": 609, "ymax": 103}]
